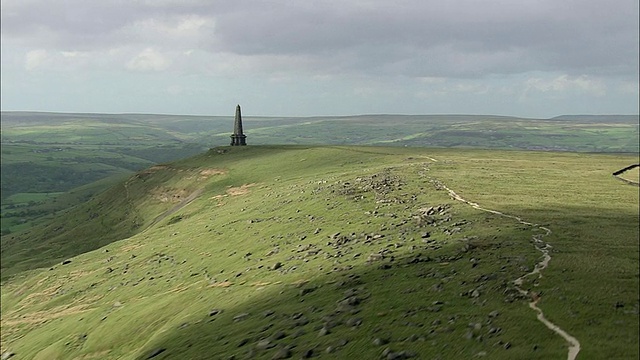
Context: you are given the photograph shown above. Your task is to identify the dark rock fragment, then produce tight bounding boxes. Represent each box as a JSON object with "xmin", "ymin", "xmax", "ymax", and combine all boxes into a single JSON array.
[
  {"xmin": 272, "ymin": 347, "xmax": 291, "ymax": 359},
  {"xmin": 145, "ymin": 348, "xmax": 166, "ymax": 359},
  {"xmin": 373, "ymin": 338, "xmax": 389, "ymax": 346},
  {"xmin": 302, "ymin": 349, "xmax": 314, "ymax": 358},
  {"xmin": 233, "ymin": 313, "xmax": 250, "ymax": 322}
]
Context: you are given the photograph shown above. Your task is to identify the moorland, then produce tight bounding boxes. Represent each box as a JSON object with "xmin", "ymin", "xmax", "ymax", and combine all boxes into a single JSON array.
[
  {"xmin": 0, "ymin": 112, "xmax": 638, "ymax": 359},
  {"xmin": 1, "ymin": 111, "xmax": 638, "ymax": 235}
]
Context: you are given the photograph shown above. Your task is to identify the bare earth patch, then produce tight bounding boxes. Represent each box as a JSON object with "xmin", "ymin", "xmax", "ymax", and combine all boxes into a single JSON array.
[
  {"xmin": 3, "ymin": 304, "xmax": 95, "ymax": 326},
  {"xmin": 152, "ymin": 187, "xmax": 190, "ymax": 203},
  {"xmin": 71, "ymin": 350, "xmax": 112, "ymax": 360},
  {"xmin": 199, "ymin": 168, "xmax": 227, "ymax": 177},
  {"xmin": 209, "ymin": 281, "xmax": 233, "ymax": 288},
  {"xmin": 120, "ymin": 243, "xmax": 144, "ymax": 252},
  {"xmin": 19, "ymin": 284, "xmax": 61, "ymax": 303},
  {"xmin": 226, "ymin": 183, "xmax": 256, "ymax": 196},
  {"xmin": 144, "ymin": 165, "xmax": 169, "ymax": 173}
]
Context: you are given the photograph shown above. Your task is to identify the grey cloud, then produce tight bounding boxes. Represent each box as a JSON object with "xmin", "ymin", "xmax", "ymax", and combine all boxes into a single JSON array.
[
  {"xmin": 2, "ymin": 0, "xmax": 637, "ymax": 77},
  {"xmin": 211, "ymin": 0, "xmax": 639, "ymax": 77}
]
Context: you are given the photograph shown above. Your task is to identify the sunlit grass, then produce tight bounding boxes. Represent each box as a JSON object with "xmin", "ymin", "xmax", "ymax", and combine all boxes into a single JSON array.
[{"xmin": 1, "ymin": 146, "xmax": 638, "ymax": 359}]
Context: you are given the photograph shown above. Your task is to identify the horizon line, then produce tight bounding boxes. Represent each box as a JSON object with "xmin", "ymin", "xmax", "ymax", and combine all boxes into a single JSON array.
[{"xmin": 1, "ymin": 109, "xmax": 638, "ymax": 120}]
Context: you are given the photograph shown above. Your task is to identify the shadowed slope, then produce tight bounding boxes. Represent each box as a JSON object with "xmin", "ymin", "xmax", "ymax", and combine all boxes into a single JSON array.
[{"xmin": 1, "ymin": 146, "xmax": 638, "ymax": 359}]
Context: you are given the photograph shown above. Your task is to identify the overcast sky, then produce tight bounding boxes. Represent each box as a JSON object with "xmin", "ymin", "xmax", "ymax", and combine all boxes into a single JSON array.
[{"xmin": 1, "ymin": 0, "xmax": 638, "ymax": 117}]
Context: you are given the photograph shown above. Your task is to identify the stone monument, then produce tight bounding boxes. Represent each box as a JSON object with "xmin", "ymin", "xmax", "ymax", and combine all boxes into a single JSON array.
[{"xmin": 230, "ymin": 104, "xmax": 247, "ymax": 146}]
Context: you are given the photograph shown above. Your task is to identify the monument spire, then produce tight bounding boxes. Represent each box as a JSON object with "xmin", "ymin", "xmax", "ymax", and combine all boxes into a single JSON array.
[{"xmin": 230, "ymin": 104, "xmax": 247, "ymax": 146}]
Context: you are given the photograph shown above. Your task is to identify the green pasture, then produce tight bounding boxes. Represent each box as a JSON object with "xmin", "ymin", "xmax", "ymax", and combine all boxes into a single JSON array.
[
  {"xmin": 4, "ymin": 192, "xmax": 63, "ymax": 204},
  {"xmin": 1, "ymin": 146, "xmax": 637, "ymax": 359}
]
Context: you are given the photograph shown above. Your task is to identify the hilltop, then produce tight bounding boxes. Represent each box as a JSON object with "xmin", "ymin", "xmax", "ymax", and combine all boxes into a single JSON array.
[
  {"xmin": 3, "ymin": 111, "xmax": 638, "ymax": 236},
  {"xmin": 1, "ymin": 145, "xmax": 638, "ymax": 359}
]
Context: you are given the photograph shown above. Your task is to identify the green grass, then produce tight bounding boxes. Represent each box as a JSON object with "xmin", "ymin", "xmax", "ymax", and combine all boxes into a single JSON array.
[
  {"xmin": 1, "ymin": 146, "xmax": 637, "ymax": 359},
  {"xmin": 4, "ymin": 193, "xmax": 64, "ymax": 204},
  {"xmin": 2, "ymin": 112, "xmax": 637, "ymax": 236}
]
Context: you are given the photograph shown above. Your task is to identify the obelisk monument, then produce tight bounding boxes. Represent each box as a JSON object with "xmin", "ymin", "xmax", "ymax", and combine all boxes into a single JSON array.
[{"xmin": 230, "ymin": 104, "xmax": 247, "ymax": 146}]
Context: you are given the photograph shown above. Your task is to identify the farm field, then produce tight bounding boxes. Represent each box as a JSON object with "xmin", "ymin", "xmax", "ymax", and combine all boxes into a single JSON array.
[{"xmin": 1, "ymin": 145, "xmax": 637, "ymax": 359}]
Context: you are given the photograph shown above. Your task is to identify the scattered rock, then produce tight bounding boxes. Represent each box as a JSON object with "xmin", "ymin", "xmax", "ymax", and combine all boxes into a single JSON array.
[
  {"xmin": 318, "ymin": 326, "xmax": 330, "ymax": 336},
  {"xmin": 293, "ymin": 313, "xmax": 310, "ymax": 326},
  {"xmin": 300, "ymin": 287, "xmax": 316, "ymax": 296},
  {"xmin": 291, "ymin": 312, "xmax": 304, "ymax": 320},
  {"xmin": 373, "ymin": 337, "xmax": 389, "ymax": 346},
  {"xmin": 382, "ymin": 348, "xmax": 416, "ymax": 360},
  {"xmin": 271, "ymin": 347, "xmax": 291, "ymax": 359},
  {"xmin": 1, "ymin": 351, "xmax": 15, "ymax": 360},
  {"xmin": 404, "ymin": 334, "xmax": 419, "ymax": 342},
  {"xmin": 291, "ymin": 328, "xmax": 306, "ymax": 338},
  {"xmin": 145, "ymin": 348, "xmax": 166, "ymax": 359},
  {"xmin": 302, "ymin": 349, "xmax": 314, "ymax": 358},
  {"xmin": 234, "ymin": 313, "xmax": 250, "ymax": 322},
  {"xmin": 209, "ymin": 309, "xmax": 222, "ymax": 316},
  {"xmin": 61, "ymin": 259, "xmax": 72, "ymax": 265},
  {"xmin": 237, "ymin": 338, "xmax": 250, "ymax": 347},
  {"xmin": 271, "ymin": 262, "xmax": 283, "ymax": 271},
  {"xmin": 255, "ymin": 339, "xmax": 274, "ymax": 350},
  {"xmin": 342, "ymin": 296, "xmax": 360, "ymax": 306}
]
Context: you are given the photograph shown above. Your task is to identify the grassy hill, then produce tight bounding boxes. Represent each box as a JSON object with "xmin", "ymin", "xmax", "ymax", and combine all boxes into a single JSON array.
[
  {"xmin": 1, "ymin": 146, "xmax": 638, "ymax": 359},
  {"xmin": 2, "ymin": 112, "xmax": 638, "ymax": 235}
]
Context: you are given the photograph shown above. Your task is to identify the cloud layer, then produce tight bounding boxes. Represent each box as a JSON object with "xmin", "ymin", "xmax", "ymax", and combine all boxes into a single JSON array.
[{"xmin": 1, "ymin": 0, "xmax": 638, "ymax": 116}]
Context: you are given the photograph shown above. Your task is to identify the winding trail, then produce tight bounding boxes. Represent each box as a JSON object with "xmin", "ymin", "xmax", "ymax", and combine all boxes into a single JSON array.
[{"xmin": 435, "ymin": 179, "xmax": 581, "ymax": 360}]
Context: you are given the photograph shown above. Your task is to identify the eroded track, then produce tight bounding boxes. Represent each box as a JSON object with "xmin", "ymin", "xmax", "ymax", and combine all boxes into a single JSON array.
[{"xmin": 435, "ymin": 179, "xmax": 581, "ymax": 360}]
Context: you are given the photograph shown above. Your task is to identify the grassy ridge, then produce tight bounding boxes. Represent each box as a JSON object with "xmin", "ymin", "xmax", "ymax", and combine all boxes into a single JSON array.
[
  {"xmin": 421, "ymin": 149, "xmax": 640, "ymax": 359},
  {"xmin": 1, "ymin": 146, "xmax": 637, "ymax": 359},
  {"xmin": 2, "ymin": 112, "xmax": 637, "ymax": 235}
]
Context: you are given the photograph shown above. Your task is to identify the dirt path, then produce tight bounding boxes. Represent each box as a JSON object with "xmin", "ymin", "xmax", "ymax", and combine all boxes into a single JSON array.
[
  {"xmin": 435, "ymin": 179, "xmax": 581, "ymax": 360},
  {"xmin": 149, "ymin": 188, "xmax": 204, "ymax": 227}
]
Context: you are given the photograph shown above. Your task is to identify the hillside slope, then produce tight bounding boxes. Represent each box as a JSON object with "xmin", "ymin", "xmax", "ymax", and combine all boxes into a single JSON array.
[
  {"xmin": 3, "ymin": 112, "xmax": 637, "ymax": 236},
  {"xmin": 1, "ymin": 146, "xmax": 638, "ymax": 359}
]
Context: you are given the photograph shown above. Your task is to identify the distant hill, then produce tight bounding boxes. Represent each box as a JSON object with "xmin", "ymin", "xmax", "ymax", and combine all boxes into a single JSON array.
[
  {"xmin": 551, "ymin": 114, "xmax": 639, "ymax": 123},
  {"xmin": 2, "ymin": 111, "xmax": 638, "ymax": 235}
]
